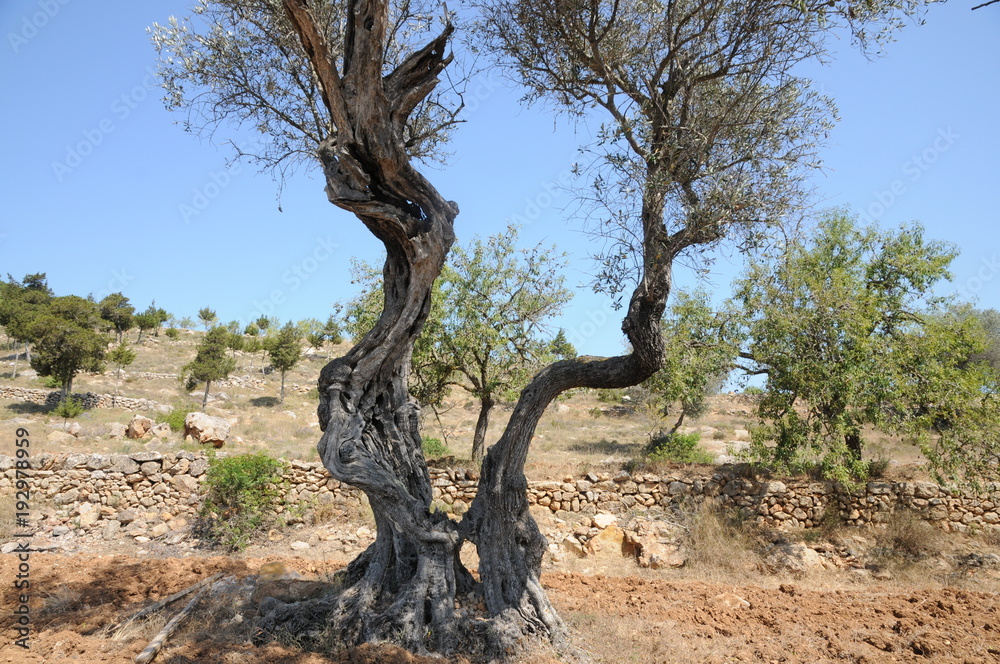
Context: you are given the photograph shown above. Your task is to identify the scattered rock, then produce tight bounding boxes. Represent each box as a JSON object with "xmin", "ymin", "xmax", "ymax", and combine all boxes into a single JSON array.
[
  {"xmin": 102, "ymin": 520, "xmax": 121, "ymax": 541},
  {"xmin": 290, "ymin": 541, "xmax": 311, "ymax": 551},
  {"xmin": 183, "ymin": 412, "xmax": 231, "ymax": 447},
  {"xmin": 560, "ymin": 535, "xmax": 587, "ymax": 558},
  {"xmin": 150, "ymin": 422, "xmax": 172, "ymax": 438},
  {"xmin": 67, "ymin": 422, "xmax": 82, "ymax": 437},
  {"xmin": 585, "ymin": 524, "xmax": 625, "ymax": 557},
  {"xmin": 107, "ymin": 423, "xmax": 127, "ymax": 440},
  {"xmin": 127, "ymin": 415, "xmax": 155, "ymax": 439},
  {"xmin": 711, "ymin": 592, "xmax": 751, "ymax": 609},
  {"xmin": 622, "ymin": 530, "xmax": 687, "ymax": 569},
  {"xmin": 47, "ymin": 430, "xmax": 77, "ymax": 445},
  {"xmin": 765, "ymin": 541, "xmax": 826, "ymax": 574},
  {"xmin": 150, "ymin": 523, "xmax": 171, "ymax": 538},
  {"xmin": 592, "ymin": 513, "xmax": 618, "ymax": 529}
]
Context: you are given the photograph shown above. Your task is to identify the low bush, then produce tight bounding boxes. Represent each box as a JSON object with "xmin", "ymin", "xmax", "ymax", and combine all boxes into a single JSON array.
[
  {"xmin": 159, "ymin": 407, "xmax": 188, "ymax": 433},
  {"xmin": 422, "ymin": 436, "xmax": 452, "ymax": 459},
  {"xmin": 52, "ymin": 396, "xmax": 85, "ymax": 426},
  {"xmin": 199, "ymin": 453, "xmax": 288, "ymax": 551},
  {"xmin": 645, "ymin": 431, "xmax": 714, "ymax": 464}
]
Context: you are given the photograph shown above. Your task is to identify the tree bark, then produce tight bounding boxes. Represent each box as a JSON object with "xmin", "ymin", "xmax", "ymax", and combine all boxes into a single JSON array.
[
  {"xmin": 846, "ymin": 430, "xmax": 863, "ymax": 461},
  {"xmin": 202, "ymin": 380, "xmax": 211, "ymax": 410},
  {"xmin": 470, "ymin": 396, "xmax": 494, "ymax": 463},
  {"xmin": 259, "ymin": 0, "xmax": 471, "ymax": 655},
  {"xmin": 458, "ymin": 190, "xmax": 675, "ymax": 644},
  {"xmin": 279, "ymin": 370, "xmax": 286, "ymax": 404}
]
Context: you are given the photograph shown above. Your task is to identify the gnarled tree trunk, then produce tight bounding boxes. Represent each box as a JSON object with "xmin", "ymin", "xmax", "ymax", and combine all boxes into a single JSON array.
[
  {"xmin": 260, "ymin": 0, "xmax": 471, "ymax": 654},
  {"xmin": 458, "ymin": 192, "xmax": 674, "ymax": 644},
  {"xmin": 258, "ymin": 1, "xmax": 680, "ymax": 659}
]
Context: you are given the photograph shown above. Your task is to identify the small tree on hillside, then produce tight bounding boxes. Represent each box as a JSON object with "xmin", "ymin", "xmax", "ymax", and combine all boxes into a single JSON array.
[
  {"xmin": 152, "ymin": 304, "xmax": 171, "ymax": 336},
  {"xmin": 266, "ymin": 322, "xmax": 303, "ymax": 403},
  {"xmin": 98, "ymin": 292, "xmax": 135, "ymax": 342},
  {"xmin": 108, "ymin": 341, "xmax": 137, "ymax": 407},
  {"xmin": 0, "ymin": 273, "xmax": 52, "ymax": 378},
  {"xmin": 183, "ymin": 326, "xmax": 236, "ymax": 409},
  {"xmin": 227, "ymin": 328, "xmax": 245, "ymax": 367},
  {"xmin": 548, "ymin": 329, "xmax": 576, "ymax": 360},
  {"xmin": 29, "ymin": 295, "xmax": 110, "ymax": 398},
  {"xmin": 440, "ymin": 228, "xmax": 572, "ymax": 462},
  {"xmin": 134, "ymin": 309, "xmax": 157, "ymax": 342},
  {"xmin": 198, "ymin": 307, "xmax": 218, "ymax": 330}
]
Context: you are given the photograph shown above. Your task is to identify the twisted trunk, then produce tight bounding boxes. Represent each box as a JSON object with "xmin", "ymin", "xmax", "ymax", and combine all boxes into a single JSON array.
[
  {"xmin": 258, "ymin": 2, "xmax": 684, "ymax": 658},
  {"xmin": 458, "ymin": 190, "xmax": 674, "ymax": 642},
  {"xmin": 260, "ymin": 0, "xmax": 471, "ymax": 654}
]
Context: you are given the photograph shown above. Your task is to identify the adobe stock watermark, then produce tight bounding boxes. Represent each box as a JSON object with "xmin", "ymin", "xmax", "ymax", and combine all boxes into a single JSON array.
[
  {"xmin": 178, "ymin": 137, "xmax": 267, "ymax": 224},
  {"xmin": 241, "ymin": 235, "xmax": 340, "ymax": 323},
  {"xmin": 957, "ymin": 254, "xmax": 999, "ymax": 300},
  {"xmin": 506, "ymin": 166, "xmax": 576, "ymax": 228},
  {"xmin": 93, "ymin": 268, "xmax": 135, "ymax": 303},
  {"xmin": 858, "ymin": 127, "xmax": 960, "ymax": 223},
  {"xmin": 7, "ymin": 0, "xmax": 72, "ymax": 54},
  {"xmin": 51, "ymin": 66, "xmax": 160, "ymax": 183}
]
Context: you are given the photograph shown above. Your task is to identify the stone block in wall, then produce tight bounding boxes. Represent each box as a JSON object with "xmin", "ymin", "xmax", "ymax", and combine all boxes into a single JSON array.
[
  {"xmin": 761, "ymin": 481, "xmax": 787, "ymax": 495},
  {"xmin": 188, "ymin": 458, "xmax": 209, "ymax": 477}
]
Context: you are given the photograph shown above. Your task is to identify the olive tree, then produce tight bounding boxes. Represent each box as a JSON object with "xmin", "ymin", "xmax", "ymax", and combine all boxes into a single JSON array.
[
  {"xmin": 344, "ymin": 226, "xmax": 572, "ymax": 462},
  {"xmin": 152, "ymin": 0, "xmax": 928, "ymax": 656}
]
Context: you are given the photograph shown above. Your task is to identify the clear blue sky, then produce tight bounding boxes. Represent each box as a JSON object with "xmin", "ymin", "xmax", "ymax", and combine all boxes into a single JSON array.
[{"xmin": 1, "ymin": 1, "xmax": 997, "ymax": 356}]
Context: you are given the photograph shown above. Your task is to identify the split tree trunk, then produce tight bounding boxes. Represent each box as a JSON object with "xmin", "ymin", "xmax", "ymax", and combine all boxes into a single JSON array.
[
  {"xmin": 257, "ymin": 2, "xmax": 683, "ymax": 659},
  {"xmin": 260, "ymin": 0, "xmax": 469, "ymax": 654}
]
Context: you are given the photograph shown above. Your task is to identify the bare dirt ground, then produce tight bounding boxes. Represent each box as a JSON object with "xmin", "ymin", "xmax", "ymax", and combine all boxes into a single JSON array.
[{"xmin": 0, "ymin": 549, "xmax": 997, "ymax": 664}]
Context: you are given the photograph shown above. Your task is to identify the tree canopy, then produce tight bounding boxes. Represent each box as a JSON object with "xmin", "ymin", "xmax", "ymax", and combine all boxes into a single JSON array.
[
  {"xmin": 151, "ymin": 0, "xmax": 937, "ymax": 658},
  {"xmin": 734, "ymin": 211, "xmax": 996, "ymax": 483},
  {"xmin": 29, "ymin": 295, "xmax": 110, "ymax": 397}
]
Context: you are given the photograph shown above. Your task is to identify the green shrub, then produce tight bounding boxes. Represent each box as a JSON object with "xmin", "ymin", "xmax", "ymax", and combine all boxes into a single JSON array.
[
  {"xmin": 42, "ymin": 375, "xmax": 61, "ymax": 389},
  {"xmin": 199, "ymin": 453, "xmax": 288, "ymax": 551},
  {"xmin": 596, "ymin": 388, "xmax": 626, "ymax": 404},
  {"xmin": 743, "ymin": 386, "xmax": 764, "ymax": 395},
  {"xmin": 165, "ymin": 327, "xmax": 180, "ymax": 340},
  {"xmin": 52, "ymin": 396, "xmax": 85, "ymax": 423},
  {"xmin": 422, "ymin": 436, "xmax": 452, "ymax": 459},
  {"xmin": 645, "ymin": 431, "xmax": 714, "ymax": 464},
  {"xmin": 159, "ymin": 407, "xmax": 188, "ymax": 433}
]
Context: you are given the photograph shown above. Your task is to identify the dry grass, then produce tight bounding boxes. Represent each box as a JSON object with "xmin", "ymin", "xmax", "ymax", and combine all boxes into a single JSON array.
[{"xmin": 679, "ymin": 500, "xmax": 765, "ymax": 580}]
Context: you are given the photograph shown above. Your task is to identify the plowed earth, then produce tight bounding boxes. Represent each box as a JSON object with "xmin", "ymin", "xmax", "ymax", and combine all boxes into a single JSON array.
[{"xmin": 0, "ymin": 554, "xmax": 997, "ymax": 664}]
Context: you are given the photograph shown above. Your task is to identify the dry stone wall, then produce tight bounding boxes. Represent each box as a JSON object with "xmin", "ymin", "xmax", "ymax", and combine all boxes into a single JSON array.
[
  {"xmin": 0, "ymin": 386, "xmax": 162, "ymax": 411},
  {"xmin": 1, "ymin": 453, "xmax": 997, "ymax": 543}
]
